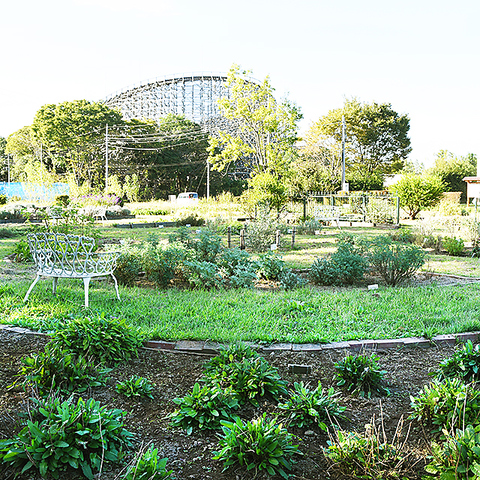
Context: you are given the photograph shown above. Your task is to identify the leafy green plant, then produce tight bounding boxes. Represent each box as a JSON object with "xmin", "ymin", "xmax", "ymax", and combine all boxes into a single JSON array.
[
  {"xmin": 245, "ymin": 210, "xmax": 281, "ymax": 252},
  {"xmin": 410, "ymin": 378, "xmax": 480, "ymax": 434},
  {"xmin": 192, "ymin": 228, "xmax": 223, "ymax": 262},
  {"xmin": 443, "ymin": 236, "xmax": 465, "ymax": 256},
  {"xmin": 366, "ymin": 235, "xmax": 426, "ymax": 286},
  {"xmin": 335, "ymin": 353, "xmax": 390, "ymax": 398},
  {"xmin": 0, "ymin": 194, "xmax": 7, "ymax": 205},
  {"xmin": 12, "ymin": 239, "xmax": 33, "ymax": 262},
  {"xmin": 176, "ymin": 213, "xmax": 204, "ymax": 227},
  {"xmin": 204, "ymin": 343, "xmax": 260, "ymax": 374},
  {"xmin": 279, "ymin": 268, "xmax": 306, "ymax": 290},
  {"xmin": 205, "ymin": 356, "xmax": 288, "ymax": 406},
  {"xmin": 229, "ymin": 263, "xmax": 258, "ymax": 289},
  {"xmin": 123, "ymin": 444, "xmax": 173, "ymax": 480},
  {"xmin": 50, "ymin": 314, "xmax": 144, "ymax": 366},
  {"xmin": 295, "ymin": 218, "xmax": 322, "ymax": 235},
  {"xmin": 218, "ymin": 247, "xmax": 252, "ymax": 276},
  {"xmin": 170, "ymin": 383, "xmax": 239, "ymax": 434},
  {"xmin": 257, "ymin": 251, "xmax": 285, "ymax": 281},
  {"xmin": 18, "ymin": 344, "xmax": 108, "ymax": 396},
  {"xmin": 424, "ymin": 425, "xmax": 480, "ymax": 480},
  {"xmin": 325, "ymin": 423, "xmax": 411, "ymax": 480},
  {"xmin": 116, "ymin": 375, "xmax": 155, "ymax": 399},
  {"xmin": 213, "ymin": 414, "xmax": 301, "ymax": 479},
  {"xmin": 114, "ymin": 241, "xmax": 143, "ymax": 286},
  {"xmin": 183, "ymin": 260, "xmax": 223, "ymax": 289},
  {"xmin": 0, "ymin": 396, "xmax": 134, "ymax": 480},
  {"xmin": 278, "ymin": 381, "xmax": 346, "ymax": 430},
  {"xmin": 0, "ymin": 228, "xmax": 18, "ymax": 238},
  {"xmin": 436, "ymin": 340, "xmax": 480, "ymax": 383}
]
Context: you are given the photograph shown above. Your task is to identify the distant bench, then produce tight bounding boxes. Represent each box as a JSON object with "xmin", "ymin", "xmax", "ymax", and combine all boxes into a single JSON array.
[
  {"xmin": 313, "ymin": 205, "xmax": 341, "ymax": 227},
  {"xmin": 23, "ymin": 232, "xmax": 120, "ymax": 308}
]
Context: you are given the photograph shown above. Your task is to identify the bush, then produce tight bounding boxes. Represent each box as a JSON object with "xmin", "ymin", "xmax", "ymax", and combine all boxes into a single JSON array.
[
  {"xmin": 50, "ymin": 314, "xmax": 144, "ymax": 366},
  {"xmin": 170, "ymin": 383, "xmax": 239, "ymax": 434},
  {"xmin": 295, "ymin": 218, "xmax": 322, "ymax": 235},
  {"xmin": 229, "ymin": 263, "xmax": 258, "ymax": 289},
  {"xmin": 436, "ymin": 340, "xmax": 480, "ymax": 384},
  {"xmin": 218, "ymin": 248, "xmax": 252, "ymax": 276},
  {"xmin": 310, "ymin": 241, "xmax": 367, "ymax": 286},
  {"xmin": 335, "ymin": 353, "xmax": 390, "ymax": 398},
  {"xmin": 183, "ymin": 260, "xmax": 223, "ymax": 289},
  {"xmin": 366, "ymin": 235, "xmax": 426, "ymax": 286},
  {"xmin": 176, "ymin": 213, "xmax": 204, "ymax": 227},
  {"xmin": 443, "ymin": 236, "xmax": 465, "ymax": 256},
  {"xmin": 54, "ymin": 195, "xmax": 70, "ymax": 207},
  {"xmin": 245, "ymin": 211, "xmax": 280, "ymax": 252},
  {"xmin": 410, "ymin": 378, "xmax": 480, "ymax": 434},
  {"xmin": 0, "ymin": 228, "xmax": 18, "ymax": 238},
  {"xmin": 192, "ymin": 228, "xmax": 223, "ymax": 262},
  {"xmin": 12, "ymin": 239, "xmax": 33, "ymax": 262},
  {"xmin": 116, "ymin": 375, "xmax": 155, "ymax": 399},
  {"xmin": 19, "ymin": 344, "xmax": 108, "ymax": 396},
  {"xmin": 213, "ymin": 414, "xmax": 301, "ymax": 479},
  {"xmin": 0, "ymin": 194, "xmax": 7, "ymax": 205},
  {"xmin": 257, "ymin": 251, "xmax": 285, "ymax": 281},
  {"xmin": 204, "ymin": 343, "xmax": 260, "ymax": 374},
  {"xmin": 124, "ymin": 444, "xmax": 173, "ymax": 480},
  {"xmin": 424, "ymin": 425, "xmax": 480, "ymax": 480},
  {"xmin": 278, "ymin": 381, "xmax": 346, "ymax": 430},
  {"xmin": 114, "ymin": 241, "xmax": 143, "ymax": 286},
  {"xmin": 279, "ymin": 269, "xmax": 306, "ymax": 290},
  {"xmin": 0, "ymin": 396, "xmax": 134, "ymax": 480}
]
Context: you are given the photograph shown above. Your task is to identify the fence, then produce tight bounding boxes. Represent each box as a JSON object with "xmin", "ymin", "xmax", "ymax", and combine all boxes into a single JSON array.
[
  {"xmin": 292, "ymin": 193, "xmax": 400, "ymax": 225},
  {"xmin": 0, "ymin": 182, "xmax": 69, "ymax": 202}
]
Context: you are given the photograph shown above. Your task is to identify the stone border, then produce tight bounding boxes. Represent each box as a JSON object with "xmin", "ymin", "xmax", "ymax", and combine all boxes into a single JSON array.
[{"xmin": 2, "ymin": 324, "xmax": 479, "ymax": 355}]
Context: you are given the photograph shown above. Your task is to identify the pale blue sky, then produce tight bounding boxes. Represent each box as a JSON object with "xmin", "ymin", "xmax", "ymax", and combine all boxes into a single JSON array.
[{"xmin": 1, "ymin": 0, "xmax": 478, "ymax": 167}]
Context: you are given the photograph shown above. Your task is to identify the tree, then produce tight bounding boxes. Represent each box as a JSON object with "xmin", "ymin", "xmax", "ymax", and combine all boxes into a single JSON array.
[
  {"xmin": 0, "ymin": 137, "xmax": 7, "ymax": 181},
  {"xmin": 5, "ymin": 127, "xmax": 41, "ymax": 181},
  {"xmin": 428, "ymin": 150, "xmax": 476, "ymax": 202},
  {"xmin": 390, "ymin": 174, "xmax": 445, "ymax": 219},
  {"xmin": 207, "ymin": 64, "xmax": 302, "ymax": 176},
  {"xmin": 242, "ymin": 171, "xmax": 289, "ymax": 216},
  {"xmin": 307, "ymin": 98, "xmax": 411, "ymax": 183}
]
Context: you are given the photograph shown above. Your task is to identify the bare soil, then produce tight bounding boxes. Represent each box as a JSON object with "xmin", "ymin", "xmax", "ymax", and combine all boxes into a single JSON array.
[{"xmin": 0, "ymin": 326, "xmax": 463, "ymax": 480}]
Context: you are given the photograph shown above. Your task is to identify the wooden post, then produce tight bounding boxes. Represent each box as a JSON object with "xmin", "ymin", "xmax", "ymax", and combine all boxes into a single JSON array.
[
  {"xmin": 227, "ymin": 226, "xmax": 231, "ymax": 248},
  {"xmin": 240, "ymin": 229, "xmax": 245, "ymax": 250},
  {"xmin": 275, "ymin": 229, "xmax": 281, "ymax": 248},
  {"xmin": 291, "ymin": 226, "xmax": 296, "ymax": 248}
]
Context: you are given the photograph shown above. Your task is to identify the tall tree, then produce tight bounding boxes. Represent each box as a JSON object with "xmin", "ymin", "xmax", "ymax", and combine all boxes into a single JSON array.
[
  {"xmin": 308, "ymin": 98, "xmax": 411, "ymax": 183},
  {"xmin": 207, "ymin": 64, "xmax": 302, "ymax": 176}
]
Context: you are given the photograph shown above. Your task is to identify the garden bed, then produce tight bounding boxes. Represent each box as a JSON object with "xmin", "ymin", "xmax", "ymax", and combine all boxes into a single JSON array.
[{"xmin": 0, "ymin": 326, "xmax": 462, "ymax": 479}]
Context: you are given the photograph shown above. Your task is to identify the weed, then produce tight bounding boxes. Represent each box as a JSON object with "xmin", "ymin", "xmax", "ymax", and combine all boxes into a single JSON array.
[
  {"xmin": 116, "ymin": 375, "xmax": 155, "ymax": 399},
  {"xmin": 436, "ymin": 340, "xmax": 480, "ymax": 383},
  {"xmin": 123, "ymin": 443, "xmax": 173, "ymax": 479}
]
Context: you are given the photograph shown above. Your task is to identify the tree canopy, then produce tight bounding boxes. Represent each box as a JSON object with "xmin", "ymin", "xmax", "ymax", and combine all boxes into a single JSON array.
[{"xmin": 305, "ymin": 98, "xmax": 411, "ymax": 186}]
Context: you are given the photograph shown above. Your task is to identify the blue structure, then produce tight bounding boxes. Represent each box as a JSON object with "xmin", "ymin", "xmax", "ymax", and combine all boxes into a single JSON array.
[{"xmin": 0, "ymin": 182, "xmax": 69, "ymax": 202}]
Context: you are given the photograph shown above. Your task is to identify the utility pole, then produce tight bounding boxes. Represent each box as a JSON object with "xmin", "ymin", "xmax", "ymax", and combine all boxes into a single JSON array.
[
  {"xmin": 341, "ymin": 115, "xmax": 347, "ymax": 191},
  {"xmin": 206, "ymin": 159, "xmax": 210, "ymax": 199},
  {"xmin": 105, "ymin": 124, "xmax": 109, "ymax": 192}
]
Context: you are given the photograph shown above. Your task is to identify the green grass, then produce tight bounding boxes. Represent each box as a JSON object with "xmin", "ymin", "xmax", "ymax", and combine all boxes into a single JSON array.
[{"xmin": 2, "ymin": 280, "xmax": 480, "ymax": 344}]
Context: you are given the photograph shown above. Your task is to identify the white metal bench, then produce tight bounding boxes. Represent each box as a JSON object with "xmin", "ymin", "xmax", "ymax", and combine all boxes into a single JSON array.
[
  {"xmin": 23, "ymin": 232, "xmax": 121, "ymax": 308},
  {"xmin": 313, "ymin": 205, "xmax": 341, "ymax": 227}
]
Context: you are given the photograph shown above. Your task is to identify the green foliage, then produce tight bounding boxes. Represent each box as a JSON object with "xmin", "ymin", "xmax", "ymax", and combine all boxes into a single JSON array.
[
  {"xmin": 390, "ymin": 173, "xmax": 445, "ymax": 219},
  {"xmin": 325, "ymin": 426, "xmax": 408, "ymax": 480},
  {"xmin": 0, "ymin": 194, "xmax": 7, "ymax": 205},
  {"xmin": 205, "ymin": 356, "xmax": 288, "ymax": 406},
  {"xmin": 410, "ymin": 378, "xmax": 480, "ymax": 433},
  {"xmin": 12, "ymin": 239, "xmax": 33, "ymax": 262},
  {"xmin": 170, "ymin": 383, "xmax": 240, "ymax": 434},
  {"xmin": 0, "ymin": 228, "xmax": 18, "ymax": 238},
  {"xmin": 0, "ymin": 396, "xmax": 134, "ymax": 480},
  {"xmin": 436, "ymin": 341, "xmax": 480, "ymax": 383},
  {"xmin": 309, "ymin": 240, "xmax": 367, "ymax": 286},
  {"xmin": 114, "ymin": 241, "xmax": 143, "ymax": 286},
  {"xmin": 192, "ymin": 228, "xmax": 223, "ymax": 262},
  {"xmin": 295, "ymin": 218, "xmax": 323, "ymax": 235},
  {"xmin": 142, "ymin": 242, "xmax": 190, "ymax": 288},
  {"xmin": 279, "ymin": 269, "xmax": 306, "ymax": 291},
  {"xmin": 124, "ymin": 444, "xmax": 173, "ymax": 480},
  {"xmin": 229, "ymin": 263, "xmax": 258, "ymax": 289},
  {"xmin": 257, "ymin": 251, "xmax": 285, "ymax": 281},
  {"xmin": 443, "ymin": 236, "xmax": 465, "ymax": 256},
  {"xmin": 278, "ymin": 381, "xmax": 346, "ymax": 430},
  {"xmin": 204, "ymin": 343, "xmax": 260, "ymax": 374},
  {"xmin": 176, "ymin": 213, "xmax": 205, "ymax": 227},
  {"xmin": 335, "ymin": 353, "xmax": 390, "ymax": 398},
  {"xmin": 54, "ymin": 195, "xmax": 70, "ymax": 207},
  {"xmin": 19, "ymin": 344, "xmax": 108, "ymax": 396},
  {"xmin": 183, "ymin": 260, "xmax": 223, "ymax": 289},
  {"xmin": 213, "ymin": 414, "xmax": 301, "ymax": 479},
  {"xmin": 50, "ymin": 314, "xmax": 144, "ymax": 366},
  {"xmin": 365, "ymin": 235, "xmax": 426, "ymax": 286},
  {"xmin": 424, "ymin": 425, "xmax": 480, "ymax": 480},
  {"xmin": 388, "ymin": 226, "xmax": 414, "ymax": 243},
  {"xmin": 245, "ymin": 210, "xmax": 281, "ymax": 252},
  {"xmin": 116, "ymin": 375, "xmax": 155, "ymax": 399},
  {"xmin": 242, "ymin": 171, "xmax": 290, "ymax": 215}
]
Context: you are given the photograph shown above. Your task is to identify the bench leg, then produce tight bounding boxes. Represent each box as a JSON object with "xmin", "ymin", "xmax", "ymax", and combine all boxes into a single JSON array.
[
  {"xmin": 83, "ymin": 277, "xmax": 91, "ymax": 308},
  {"xmin": 24, "ymin": 275, "xmax": 41, "ymax": 302},
  {"xmin": 110, "ymin": 273, "xmax": 120, "ymax": 301},
  {"xmin": 52, "ymin": 277, "xmax": 58, "ymax": 295}
]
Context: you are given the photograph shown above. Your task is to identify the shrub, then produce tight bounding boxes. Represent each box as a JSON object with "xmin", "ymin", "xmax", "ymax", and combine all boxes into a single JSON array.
[
  {"xmin": 50, "ymin": 314, "xmax": 144, "ymax": 366},
  {"xmin": 19, "ymin": 344, "xmax": 108, "ymax": 396},
  {"xmin": 192, "ymin": 228, "xmax": 223, "ymax": 262},
  {"xmin": 335, "ymin": 353, "xmax": 390, "ymax": 398},
  {"xmin": 0, "ymin": 396, "xmax": 134, "ymax": 480},
  {"xmin": 278, "ymin": 381, "xmax": 346, "ymax": 430},
  {"xmin": 116, "ymin": 375, "xmax": 155, "ymax": 399},
  {"xmin": 176, "ymin": 213, "xmax": 204, "ymax": 227},
  {"xmin": 229, "ymin": 263, "xmax": 258, "ymax": 289},
  {"xmin": 142, "ymin": 242, "xmax": 190, "ymax": 288},
  {"xmin": 410, "ymin": 378, "xmax": 480, "ymax": 434},
  {"xmin": 205, "ymin": 356, "xmax": 288, "ymax": 406},
  {"xmin": 204, "ymin": 343, "xmax": 260, "ymax": 374},
  {"xmin": 279, "ymin": 269, "xmax": 306, "ymax": 291},
  {"xmin": 325, "ymin": 424, "xmax": 411, "ymax": 480},
  {"xmin": 218, "ymin": 248, "xmax": 252, "ymax": 276},
  {"xmin": 124, "ymin": 444, "xmax": 173, "ymax": 480},
  {"xmin": 310, "ymin": 241, "xmax": 367, "ymax": 286},
  {"xmin": 0, "ymin": 194, "xmax": 7, "ymax": 205},
  {"xmin": 436, "ymin": 340, "xmax": 480, "ymax": 383},
  {"xmin": 54, "ymin": 195, "xmax": 70, "ymax": 207},
  {"xmin": 366, "ymin": 235, "xmax": 426, "ymax": 286},
  {"xmin": 424, "ymin": 425, "xmax": 480, "ymax": 480},
  {"xmin": 0, "ymin": 228, "xmax": 18, "ymax": 238},
  {"xmin": 388, "ymin": 226, "xmax": 414, "ymax": 243},
  {"xmin": 295, "ymin": 218, "xmax": 322, "ymax": 235},
  {"xmin": 183, "ymin": 260, "xmax": 223, "ymax": 289},
  {"xmin": 213, "ymin": 414, "xmax": 301, "ymax": 479},
  {"xmin": 257, "ymin": 251, "xmax": 285, "ymax": 281},
  {"xmin": 12, "ymin": 239, "xmax": 33, "ymax": 262},
  {"xmin": 170, "ymin": 383, "xmax": 239, "ymax": 434},
  {"xmin": 443, "ymin": 236, "xmax": 465, "ymax": 256},
  {"xmin": 114, "ymin": 241, "xmax": 143, "ymax": 286},
  {"xmin": 245, "ymin": 212, "xmax": 280, "ymax": 252}
]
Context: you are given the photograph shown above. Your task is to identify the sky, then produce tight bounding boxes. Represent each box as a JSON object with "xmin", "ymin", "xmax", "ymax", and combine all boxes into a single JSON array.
[{"xmin": 1, "ymin": 0, "xmax": 478, "ymax": 169}]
